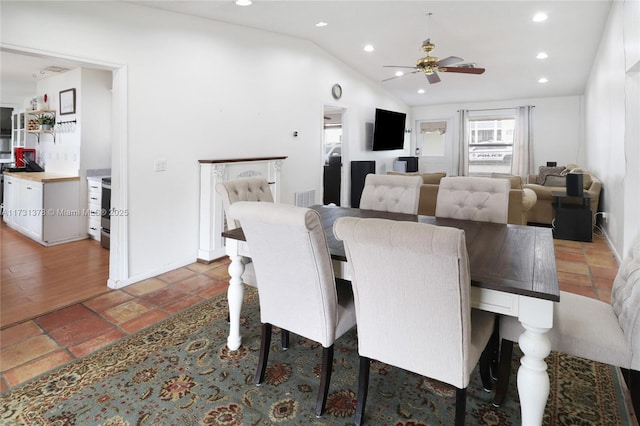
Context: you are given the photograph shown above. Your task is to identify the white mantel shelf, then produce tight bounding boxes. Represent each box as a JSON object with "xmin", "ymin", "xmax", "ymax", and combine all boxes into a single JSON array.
[{"xmin": 197, "ymin": 156, "xmax": 286, "ymax": 263}]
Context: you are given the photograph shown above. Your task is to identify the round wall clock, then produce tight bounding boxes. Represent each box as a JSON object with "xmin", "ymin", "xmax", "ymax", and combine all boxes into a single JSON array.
[{"xmin": 331, "ymin": 83, "xmax": 342, "ymax": 100}]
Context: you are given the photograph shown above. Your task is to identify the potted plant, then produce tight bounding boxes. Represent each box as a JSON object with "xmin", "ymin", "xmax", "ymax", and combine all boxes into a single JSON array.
[{"xmin": 38, "ymin": 115, "xmax": 55, "ymax": 131}]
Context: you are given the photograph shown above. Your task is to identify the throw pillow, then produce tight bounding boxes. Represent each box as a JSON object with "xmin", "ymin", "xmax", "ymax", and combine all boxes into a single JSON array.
[
  {"xmin": 542, "ymin": 174, "xmax": 567, "ymax": 187},
  {"xmin": 536, "ymin": 166, "xmax": 566, "ymax": 185}
]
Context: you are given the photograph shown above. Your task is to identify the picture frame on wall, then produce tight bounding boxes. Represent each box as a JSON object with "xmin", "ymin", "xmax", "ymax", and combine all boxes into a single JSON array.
[{"xmin": 59, "ymin": 88, "xmax": 76, "ymax": 115}]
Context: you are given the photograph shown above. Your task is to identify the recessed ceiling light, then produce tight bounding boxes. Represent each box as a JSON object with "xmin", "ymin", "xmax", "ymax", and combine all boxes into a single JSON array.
[
  {"xmin": 315, "ymin": 21, "xmax": 328, "ymax": 27},
  {"xmin": 395, "ymin": 71, "xmax": 404, "ymax": 77},
  {"xmin": 417, "ymin": 89, "xmax": 425, "ymax": 94},
  {"xmin": 235, "ymin": 0, "xmax": 252, "ymax": 6},
  {"xmin": 536, "ymin": 52, "xmax": 549, "ymax": 59},
  {"xmin": 538, "ymin": 77, "xmax": 549, "ymax": 83},
  {"xmin": 533, "ymin": 12, "xmax": 548, "ymax": 22},
  {"xmin": 363, "ymin": 44, "xmax": 374, "ymax": 52}
]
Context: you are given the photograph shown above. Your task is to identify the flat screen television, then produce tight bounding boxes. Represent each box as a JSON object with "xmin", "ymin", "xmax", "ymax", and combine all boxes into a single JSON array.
[{"xmin": 372, "ymin": 108, "xmax": 406, "ymax": 151}]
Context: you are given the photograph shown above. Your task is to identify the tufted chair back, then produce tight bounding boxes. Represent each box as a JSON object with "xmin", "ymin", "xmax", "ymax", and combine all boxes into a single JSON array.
[
  {"xmin": 216, "ymin": 177, "xmax": 274, "ymax": 230},
  {"xmin": 358, "ymin": 174, "xmax": 422, "ymax": 214},
  {"xmin": 612, "ymin": 237, "xmax": 640, "ymax": 370},
  {"xmin": 436, "ymin": 176, "xmax": 510, "ymax": 224}
]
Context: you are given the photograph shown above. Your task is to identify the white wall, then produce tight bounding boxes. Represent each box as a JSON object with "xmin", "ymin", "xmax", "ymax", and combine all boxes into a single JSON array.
[
  {"xmin": 583, "ymin": 0, "xmax": 640, "ymax": 260},
  {"xmin": 411, "ymin": 95, "xmax": 584, "ymax": 174},
  {"xmin": 1, "ymin": 1, "xmax": 408, "ymax": 282}
]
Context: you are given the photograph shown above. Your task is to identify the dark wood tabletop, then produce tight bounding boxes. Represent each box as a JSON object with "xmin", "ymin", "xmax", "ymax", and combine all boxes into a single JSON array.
[{"xmin": 222, "ymin": 205, "xmax": 560, "ymax": 302}]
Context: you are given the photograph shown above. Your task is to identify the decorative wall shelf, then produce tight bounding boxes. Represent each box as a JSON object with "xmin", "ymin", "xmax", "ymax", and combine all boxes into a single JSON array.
[{"xmin": 25, "ymin": 109, "xmax": 57, "ymax": 143}]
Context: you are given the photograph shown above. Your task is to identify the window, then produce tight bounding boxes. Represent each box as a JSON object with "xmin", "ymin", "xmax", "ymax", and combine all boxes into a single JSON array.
[{"xmin": 467, "ymin": 116, "xmax": 515, "ymax": 175}]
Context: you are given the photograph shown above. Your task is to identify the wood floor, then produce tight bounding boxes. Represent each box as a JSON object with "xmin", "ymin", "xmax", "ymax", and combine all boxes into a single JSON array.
[{"xmin": 1, "ymin": 221, "xmax": 110, "ymax": 329}]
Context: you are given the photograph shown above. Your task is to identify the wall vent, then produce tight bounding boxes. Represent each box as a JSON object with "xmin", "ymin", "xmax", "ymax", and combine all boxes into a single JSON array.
[{"xmin": 294, "ymin": 189, "xmax": 316, "ymax": 207}]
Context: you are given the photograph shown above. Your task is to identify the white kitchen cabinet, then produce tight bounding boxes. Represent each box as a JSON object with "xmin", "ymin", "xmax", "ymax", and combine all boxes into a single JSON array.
[
  {"xmin": 20, "ymin": 180, "xmax": 43, "ymax": 240},
  {"xmin": 11, "ymin": 110, "xmax": 27, "ymax": 152},
  {"xmin": 3, "ymin": 174, "xmax": 20, "ymax": 227},
  {"xmin": 2, "ymin": 172, "xmax": 84, "ymax": 246},
  {"xmin": 87, "ymin": 177, "xmax": 102, "ymax": 241}
]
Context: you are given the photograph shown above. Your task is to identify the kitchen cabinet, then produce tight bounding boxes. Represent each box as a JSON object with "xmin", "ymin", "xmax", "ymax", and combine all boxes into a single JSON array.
[
  {"xmin": 3, "ymin": 174, "xmax": 20, "ymax": 227},
  {"xmin": 87, "ymin": 177, "xmax": 103, "ymax": 241},
  {"xmin": 20, "ymin": 180, "xmax": 43, "ymax": 240},
  {"xmin": 11, "ymin": 110, "xmax": 27, "ymax": 154},
  {"xmin": 2, "ymin": 172, "xmax": 84, "ymax": 246}
]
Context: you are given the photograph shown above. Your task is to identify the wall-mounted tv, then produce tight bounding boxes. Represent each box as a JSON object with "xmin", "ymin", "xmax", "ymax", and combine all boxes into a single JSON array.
[{"xmin": 372, "ymin": 108, "xmax": 406, "ymax": 151}]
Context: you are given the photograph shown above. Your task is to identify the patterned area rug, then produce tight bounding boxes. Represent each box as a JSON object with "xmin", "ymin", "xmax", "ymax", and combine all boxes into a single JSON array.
[{"xmin": 0, "ymin": 288, "xmax": 632, "ymax": 425}]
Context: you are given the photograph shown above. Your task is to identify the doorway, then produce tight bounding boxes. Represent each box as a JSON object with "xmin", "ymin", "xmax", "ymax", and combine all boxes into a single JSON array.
[
  {"xmin": 0, "ymin": 45, "xmax": 128, "ymax": 316},
  {"xmin": 322, "ymin": 106, "xmax": 344, "ymax": 205}
]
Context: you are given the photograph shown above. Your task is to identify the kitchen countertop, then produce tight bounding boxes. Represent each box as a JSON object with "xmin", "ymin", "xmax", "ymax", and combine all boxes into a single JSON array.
[{"xmin": 3, "ymin": 171, "xmax": 80, "ymax": 183}]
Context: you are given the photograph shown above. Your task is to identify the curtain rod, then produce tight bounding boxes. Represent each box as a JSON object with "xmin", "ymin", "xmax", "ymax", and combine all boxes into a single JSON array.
[{"xmin": 456, "ymin": 106, "xmax": 536, "ymax": 112}]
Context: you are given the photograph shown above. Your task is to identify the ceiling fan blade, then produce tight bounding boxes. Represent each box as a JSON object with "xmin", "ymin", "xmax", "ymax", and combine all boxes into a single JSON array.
[
  {"xmin": 436, "ymin": 56, "xmax": 463, "ymax": 67},
  {"xmin": 382, "ymin": 69, "xmax": 422, "ymax": 82},
  {"xmin": 383, "ymin": 65, "xmax": 419, "ymax": 69},
  {"xmin": 439, "ymin": 66, "xmax": 486, "ymax": 74},
  {"xmin": 426, "ymin": 72, "xmax": 441, "ymax": 84}
]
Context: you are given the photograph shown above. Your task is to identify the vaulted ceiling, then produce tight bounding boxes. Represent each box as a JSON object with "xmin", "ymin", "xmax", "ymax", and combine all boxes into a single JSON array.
[{"xmin": 1, "ymin": 1, "xmax": 612, "ymax": 107}]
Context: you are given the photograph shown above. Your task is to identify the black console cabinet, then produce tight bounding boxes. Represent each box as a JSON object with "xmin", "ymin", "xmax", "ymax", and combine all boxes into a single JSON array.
[{"xmin": 552, "ymin": 191, "xmax": 593, "ymax": 242}]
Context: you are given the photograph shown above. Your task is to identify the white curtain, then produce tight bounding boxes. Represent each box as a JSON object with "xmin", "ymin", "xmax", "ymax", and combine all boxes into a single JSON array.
[
  {"xmin": 512, "ymin": 105, "xmax": 534, "ymax": 179},
  {"xmin": 457, "ymin": 109, "xmax": 469, "ymax": 176}
]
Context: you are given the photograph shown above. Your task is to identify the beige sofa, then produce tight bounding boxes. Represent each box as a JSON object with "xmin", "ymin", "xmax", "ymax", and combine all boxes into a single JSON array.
[
  {"xmin": 387, "ymin": 171, "xmax": 536, "ymax": 225},
  {"xmin": 524, "ymin": 164, "xmax": 602, "ymax": 225}
]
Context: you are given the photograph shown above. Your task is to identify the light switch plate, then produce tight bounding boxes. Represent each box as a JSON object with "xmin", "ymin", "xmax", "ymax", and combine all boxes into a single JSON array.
[{"xmin": 154, "ymin": 159, "xmax": 167, "ymax": 172}]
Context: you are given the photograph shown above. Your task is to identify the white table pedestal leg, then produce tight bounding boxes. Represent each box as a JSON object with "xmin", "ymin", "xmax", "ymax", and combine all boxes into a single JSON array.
[
  {"xmin": 226, "ymin": 252, "xmax": 245, "ymax": 351},
  {"xmin": 517, "ymin": 323, "xmax": 551, "ymax": 426}
]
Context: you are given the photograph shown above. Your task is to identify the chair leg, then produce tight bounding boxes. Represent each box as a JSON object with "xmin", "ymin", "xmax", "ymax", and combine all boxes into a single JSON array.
[
  {"xmin": 492, "ymin": 339, "xmax": 514, "ymax": 407},
  {"xmin": 621, "ymin": 368, "xmax": 640, "ymax": 418},
  {"xmin": 479, "ymin": 341, "xmax": 493, "ymax": 392},
  {"xmin": 315, "ymin": 345, "xmax": 334, "ymax": 418},
  {"xmin": 354, "ymin": 356, "xmax": 370, "ymax": 426},
  {"xmin": 254, "ymin": 323, "xmax": 272, "ymax": 385},
  {"xmin": 281, "ymin": 329, "xmax": 290, "ymax": 350},
  {"xmin": 454, "ymin": 387, "xmax": 466, "ymax": 426},
  {"xmin": 490, "ymin": 317, "xmax": 501, "ymax": 380}
]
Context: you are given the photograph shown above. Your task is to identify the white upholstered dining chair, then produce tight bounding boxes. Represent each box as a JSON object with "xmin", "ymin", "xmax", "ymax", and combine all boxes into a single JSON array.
[
  {"xmin": 229, "ymin": 201, "xmax": 357, "ymax": 418},
  {"xmin": 436, "ymin": 176, "xmax": 511, "ymax": 223},
  {"xmin": 358, "ymin": 174, "xmax": 422, "ymax": 214},
  {"xmin": 215, "ymin": 177, "xmax": 274, "ymax": 319},
  {"xmin": 494, "ymin": 237, "xmax": 640, "ymax": 415},
  {"xmin": 333, "ymin": 217, "xmax": 495, "ymax": 426},
  {"xmin": 435, "ymin": 175, "xmax": 511, "ymax": 379}
]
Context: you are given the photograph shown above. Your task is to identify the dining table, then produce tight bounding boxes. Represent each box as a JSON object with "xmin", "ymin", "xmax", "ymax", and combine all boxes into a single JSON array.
[{"xmin": 221, "ymin": 204, "xmax": 560, "ymax": 426}]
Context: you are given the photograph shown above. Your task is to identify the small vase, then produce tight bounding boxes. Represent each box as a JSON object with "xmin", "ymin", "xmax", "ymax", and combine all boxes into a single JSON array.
[{"xmin": 40, "ymin": 124, "xmax": 52, "ymax": 131}]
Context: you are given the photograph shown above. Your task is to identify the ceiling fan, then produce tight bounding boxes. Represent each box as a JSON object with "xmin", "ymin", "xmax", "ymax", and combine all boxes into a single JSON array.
[{"xmin": 383, "ymin": 14, "xmax": 485, "ymax": 84}]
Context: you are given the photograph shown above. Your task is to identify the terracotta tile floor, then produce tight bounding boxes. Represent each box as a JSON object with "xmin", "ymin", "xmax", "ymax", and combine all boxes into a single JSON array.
[
  {"xmin": 0, "ymin": 257, "xmax": 231, "ymax": 391},
  {"xmin": 0, "ymin": 234, "xmax": 624, "ymax": 396}
]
